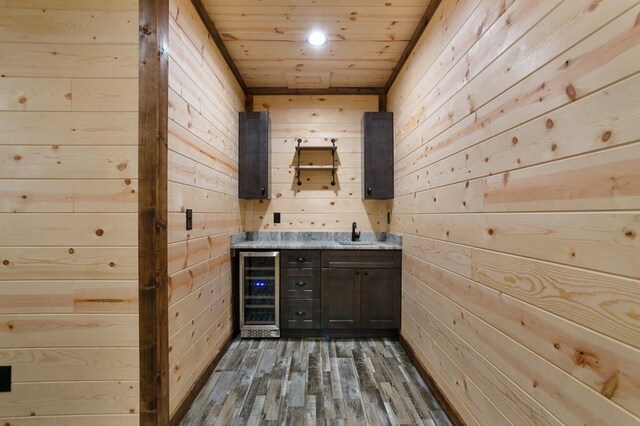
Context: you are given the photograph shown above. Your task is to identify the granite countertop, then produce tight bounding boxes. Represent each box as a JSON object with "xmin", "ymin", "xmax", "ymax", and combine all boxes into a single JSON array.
[{"xmin": 230, "ymin": 232, "xmax": 401, "ymax": 250}]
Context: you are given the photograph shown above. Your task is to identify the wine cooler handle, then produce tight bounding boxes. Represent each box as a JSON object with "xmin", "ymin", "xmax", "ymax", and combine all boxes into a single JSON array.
[
  {"xmin": 260, "ymin": 186, "xmax": 266, "ymax": 195},
  {"xmin": 295, "ymin": 281, "xmax": 307, "ymax": 287},
  {"xmin": 294, "ymin": 311, "xmax": 306, "ymax": 316}
]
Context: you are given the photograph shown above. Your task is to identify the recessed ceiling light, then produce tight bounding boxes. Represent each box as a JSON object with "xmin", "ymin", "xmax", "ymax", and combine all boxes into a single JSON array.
[{"xmin": 306, "ymin": 31, "xmax": 328, "ymax": 46}]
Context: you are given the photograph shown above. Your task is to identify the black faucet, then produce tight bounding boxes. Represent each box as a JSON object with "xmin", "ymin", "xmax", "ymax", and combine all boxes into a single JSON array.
[{"xmin": 351, "ymin": 222, "xmax": 361, "ymax": 242}]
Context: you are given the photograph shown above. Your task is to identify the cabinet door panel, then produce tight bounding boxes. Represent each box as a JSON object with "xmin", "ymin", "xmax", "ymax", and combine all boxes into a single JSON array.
[
  {"xmin": 361, "ymin": 268, "xmax": 400, "ymax": 329},
  {"xmin": 321, "ymin": 268, "xmax": 361, "ymax": 329},
  {"xmin": 362, "ymin": 111, "xmax": 393, "ymax": 199},
  {"xmin": 239, "ymin": 111, "xmax": 269, "ymax": 199}
]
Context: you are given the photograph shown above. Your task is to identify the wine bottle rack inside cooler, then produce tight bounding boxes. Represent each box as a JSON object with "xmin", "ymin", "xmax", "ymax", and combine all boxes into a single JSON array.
[{"xmin": 239, "ymin": 251, "xmax": 280, "ymax": 338}]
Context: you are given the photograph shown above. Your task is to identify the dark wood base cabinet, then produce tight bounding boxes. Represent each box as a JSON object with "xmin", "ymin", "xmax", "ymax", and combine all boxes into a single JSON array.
[
  {"xmin": 279, "ymin": 249, "xmax": 401, "ymax": 338},
  {"xmin": 279, "ymin": 250, "xmax": 322, "ymax": 333}
]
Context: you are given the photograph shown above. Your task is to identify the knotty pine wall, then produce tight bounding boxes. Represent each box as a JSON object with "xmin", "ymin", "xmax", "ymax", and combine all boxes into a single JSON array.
[
  {"xmin": 167, "ymin": 0, "xmax": 244, "ymax": 415},
  {"xmin": 247, "ymin": 95, "xmax": 388, "ymax": 232},
  {"xmin": 0, "ymin": 1, "xmax": 139, "ymax": 424},
  {"xmin": 388, "ymin": 0, "xmax": 640, "ymax": 424}
]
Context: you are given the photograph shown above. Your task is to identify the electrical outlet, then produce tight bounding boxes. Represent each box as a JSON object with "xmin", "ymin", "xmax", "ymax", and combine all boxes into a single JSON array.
[
  {"xmin": 0, "ymin": 366, "xmax": 11, "ymax": 392},
  {"xmin": 186, "ymin": 209, "xmax": 193, "ymax": 230},
  {"xmin": 274, "ymin": 212, "xmax": 281, "ymax": 224}
]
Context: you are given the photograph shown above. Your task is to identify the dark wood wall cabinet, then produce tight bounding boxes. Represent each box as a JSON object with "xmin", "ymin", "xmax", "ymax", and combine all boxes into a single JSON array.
[
  {"xmin": 276, "ymin": 249, "xmax": 401, "ymax": 338},
  {"xmin": 362, "ymin": 112, "xmax": 394, "ymax": 199},
  {"xmin": 239, "ymin": 111, "xmax": 269, "ymax": 199}
]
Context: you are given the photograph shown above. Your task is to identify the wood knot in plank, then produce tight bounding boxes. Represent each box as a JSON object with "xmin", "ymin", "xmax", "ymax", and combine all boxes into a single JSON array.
[
  {"xmin": 565, "ymin": 84, "xmax": 576, "ymax": 101},
  {"xmin": 140, "ymin": 26, "xmax": 152, "ymax": 36},
  {"xmin": 601, "ymin": 131, "xmax": 612, "ymax": 142},
  {"xmin": 575, "ymin": 349, "xmax": 600, "ymax": 368},
  {"xmin": 601, "ymin": 373, "xmax": 619, "ymax": 399}
]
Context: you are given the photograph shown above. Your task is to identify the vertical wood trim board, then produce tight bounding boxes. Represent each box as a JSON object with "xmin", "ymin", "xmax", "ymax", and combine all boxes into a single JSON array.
[
  {"xmin": 139, "ymin": 0, "xmax": 170, "ymax": 424},
  {"xmin": 0, "ymin": 1, "xmax": 140, "ymax": 424},
  {"xmin": 248, "ymin": 95, "xmax": 388, "ymax": 232},
  {"xmin": 167, "ymin": 0, "xmax": 244, "ymax": 419},
  {"xmin": 388, "ymin": 0, "xmax": 640, "ymax": 424}
]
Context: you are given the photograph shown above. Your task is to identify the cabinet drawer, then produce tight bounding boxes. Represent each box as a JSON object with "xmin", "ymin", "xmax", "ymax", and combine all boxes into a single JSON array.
[
  {"xmin": 322, "ymin": 250, "xmax": 401, "ymax": 269},
  {"xmin": 281, "ymin": 268, "xmax": 320, "ymax": 299},
  {"xmin": 281, "ymin": 299, "xmax": 320, "ymax": 329},
  {"xmin": 281, "ymin": 250, "xmax": 321, "ymax": 268}
]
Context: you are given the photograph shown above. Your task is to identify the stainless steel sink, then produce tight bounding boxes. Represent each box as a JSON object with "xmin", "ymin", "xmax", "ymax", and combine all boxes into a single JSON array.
[{"xmin": 337, "ymin": 241, "xmax": 378, "ymax": 245}]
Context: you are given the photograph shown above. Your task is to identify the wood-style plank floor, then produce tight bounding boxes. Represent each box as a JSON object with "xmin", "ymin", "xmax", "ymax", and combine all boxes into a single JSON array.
[{"xmin": 180, "ymin": 338, "xmax": 452, "ymax": 425}]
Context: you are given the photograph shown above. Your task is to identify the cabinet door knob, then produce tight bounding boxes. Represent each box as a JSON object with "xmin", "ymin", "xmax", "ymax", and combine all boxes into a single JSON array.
[
  {"xmin": 296, "ymin": 257, "xmax": 305, "ymax": 262},
  {"xmin": 294, "ymin": 311, "xmax": 306, "ymax": 316},
  {"xmin": 260, "ymin": 186, "xmax": 266, "ymax": 195},
  {"xmin": 367, "ymin": 187, "xmax": 372, "ymax": 195},
  {"xmin": 295, "ymin": 281, "xmax": 307, "ymax": 287},
  {"xmin": 364, "ymin": 271, "xmax": 368, "ymax": 276},
  {"xmin": 355, "ymin": 271, "xmax": 360, "ymax": 276}
]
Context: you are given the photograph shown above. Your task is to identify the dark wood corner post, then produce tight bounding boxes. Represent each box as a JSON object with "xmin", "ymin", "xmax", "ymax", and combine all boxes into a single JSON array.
[{"xmin": 139, "ymin": 0, "xmax": 170, "ymax": 425}]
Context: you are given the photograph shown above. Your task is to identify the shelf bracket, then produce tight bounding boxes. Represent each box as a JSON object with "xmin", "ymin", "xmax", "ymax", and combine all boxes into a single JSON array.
[
  {"xmin": 330, "ymin": 138, "xmax": 336, "ymax": 186},
  {"xmin": 296, "ymin": 138, "xmax": 302, "ymax": 186}
]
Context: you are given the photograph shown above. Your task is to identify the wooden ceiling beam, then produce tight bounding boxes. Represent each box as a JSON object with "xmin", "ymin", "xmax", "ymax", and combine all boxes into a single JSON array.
[
  {"xmin": 247, "ymin": 87, "xmax": 386, "ymax": 96},
  {"xmin": 190, "ymin": 0, "xmax": 248, "ymax": 94},
  {"xmin": 384, "ymin": 0, "xmax": 442, "ymax": 93}
]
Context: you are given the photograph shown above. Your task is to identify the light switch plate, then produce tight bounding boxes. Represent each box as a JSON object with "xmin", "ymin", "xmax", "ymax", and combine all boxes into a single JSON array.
[{"xmin": 186, "ymin": 209, "xmax": 193, "ymax": 230}]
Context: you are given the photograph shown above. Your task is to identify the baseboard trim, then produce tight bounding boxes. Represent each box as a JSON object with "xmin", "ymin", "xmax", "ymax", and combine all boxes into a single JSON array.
[
  {"xmin": 399, "ymin": 334, "xmax": 466, "ymax": 426},
  {"xmin": 169, "ymin": 331, "xmax": 237, "ymax": 426}
]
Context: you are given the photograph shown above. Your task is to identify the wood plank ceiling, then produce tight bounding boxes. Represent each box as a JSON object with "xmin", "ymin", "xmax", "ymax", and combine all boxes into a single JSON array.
[{"xmin": 201, "ymin": 0, "xmax": 433, "ymax": 90}]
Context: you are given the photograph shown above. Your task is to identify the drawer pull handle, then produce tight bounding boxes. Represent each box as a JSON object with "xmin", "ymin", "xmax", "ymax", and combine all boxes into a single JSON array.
[
  {"xmin": 295, "ymin": 281, "xmax": 307, "ymax": 287},
  {"xmin": 296, "ymin": 257, "xmax": 306, "ymax": 262},
  {"xmin": 294, "ymin": 311, "xmax": 306, "ymax": 316}
]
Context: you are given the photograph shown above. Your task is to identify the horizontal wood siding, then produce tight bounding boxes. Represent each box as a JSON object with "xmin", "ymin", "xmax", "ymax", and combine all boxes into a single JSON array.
[
  {"xmin": 0, "ymin": 1, "xmax": 139, "ymax": 423},
  {"xmin": 248, "ymin": 95, "xmax": 388, "ymax": 232},
  {"xmin": 388, "ymin": 0, "xmax": 640, "ymax": 424},
  {"xmin": 167, "ymin": 0, "xmax": 244, "ymax": 417}
]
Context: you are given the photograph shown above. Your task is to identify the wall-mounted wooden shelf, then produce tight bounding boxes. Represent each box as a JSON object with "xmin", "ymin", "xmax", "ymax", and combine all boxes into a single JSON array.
[{"xmin": 295, "ymin": 138, "xmax": 337, "ymax": 186}]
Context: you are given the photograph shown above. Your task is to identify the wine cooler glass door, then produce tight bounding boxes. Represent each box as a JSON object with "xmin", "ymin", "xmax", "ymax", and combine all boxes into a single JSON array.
[{"xmin": 240, "ymin": 251, "xmax": 279, "ymax": 337}]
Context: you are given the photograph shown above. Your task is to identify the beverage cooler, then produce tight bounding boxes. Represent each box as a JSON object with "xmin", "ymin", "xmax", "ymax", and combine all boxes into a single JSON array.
[{"xmin": 239, "ymin": 251, "xmax": 280, "ymax": 338}]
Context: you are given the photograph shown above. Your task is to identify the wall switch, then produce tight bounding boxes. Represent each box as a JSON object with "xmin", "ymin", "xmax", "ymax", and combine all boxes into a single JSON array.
[
  {"xmin": 186, "ymin": 209, "xmax": 193, "ymax": 230},
  {"xmin": 274, "ymin": 212, "xmax": 281, "ymax": 224},
  {"xmin": 0, "ymin": 366, "xmax": 11, "ymax": 392}
]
